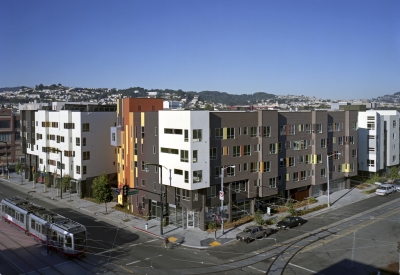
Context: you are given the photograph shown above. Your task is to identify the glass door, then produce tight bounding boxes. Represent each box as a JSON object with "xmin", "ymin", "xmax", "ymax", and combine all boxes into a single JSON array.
[{"xmin": 187, "ymin": 211, "xmax": 194, "ymax": 228}]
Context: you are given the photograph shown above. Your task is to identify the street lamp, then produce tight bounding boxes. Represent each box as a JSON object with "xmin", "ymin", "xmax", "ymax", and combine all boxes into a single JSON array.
[
  {"xmin": 220, "ymin": 165, "xmax": 235, "ymax": 235},
  {"xmin": 0, "ymin": 141, "xmax": 9, "ymax": 179},
  {"xmin": 53, "ymin": 149, "xmax": 63, "ymax": 199},
  {"xmin": 144, "ymin": 162, "xmax": 171, "ymax": 236},
  {"xmin": 327, "ymin": 152, "xmax": 341, "ymax": 207}
]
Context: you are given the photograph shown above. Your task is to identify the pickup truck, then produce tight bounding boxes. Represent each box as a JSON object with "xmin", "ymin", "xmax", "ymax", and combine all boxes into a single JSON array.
[{"xmin": 236, "ymin": 225, "xmax": 274, "ymax": 243}]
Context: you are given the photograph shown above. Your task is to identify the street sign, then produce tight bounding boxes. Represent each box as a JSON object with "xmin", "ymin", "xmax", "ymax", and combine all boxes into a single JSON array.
[
  {"xmin": 219, "ymin": 191, "xmax": 224, "ymax": 200},
  {"xmin": 127, "ymin": 190, "xmax": 139, "ymax": 195},
  {"xmin": 114, "ymin": 189, "xmax": 120, "ymax": 196}
]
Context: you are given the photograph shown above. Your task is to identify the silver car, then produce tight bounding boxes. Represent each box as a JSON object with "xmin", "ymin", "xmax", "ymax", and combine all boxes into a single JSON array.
[{"xmin": 375, "ymin": 184, "xmax": 395, "ymax": 196}]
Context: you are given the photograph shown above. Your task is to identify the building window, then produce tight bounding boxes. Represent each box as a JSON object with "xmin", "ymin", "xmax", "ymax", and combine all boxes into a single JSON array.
[
  {"xmin": 82, "ymin": 137, "xmax": 86, "ymax": 146},
  {"xmin": 193, "ymin": 190, "xmax": 198, "ymax": 201},
  {"xmin": 243, "ymin": 145, "xmax": 251, "ymax": 156},
  {"xmin": 263, "ymin": 126, "xmax": 271, "ymax": 137},
  {"xmin": 215, "ymin": 166, "xmax": 221, "ymax": 178},
  {"xmin": 141, "ymin": 127, "xmax": 145, "ymax": 139},
  {"xmin": 280, "ymin": 158, "xmax": 285, "ymax": 167},
  {"xmin": 367, "ymin": 122, "xmax": 375, "ymax": 130},
  {"xmin": 243, "ymin": 163, "xmax": 248, "ymax": 171},
  {"xmin": 293, "ymin": 172, "xmax": 299, "ymax": 182},
  {"xmin": 193, "ymin": 150, "xmax": 198, "ymax": 163},
  {"xmin": 269, "ymin": 178, "xmax": 276, "ymax": 188},
  {"xmin": 76, "ymin": 165, "xmax": 81, "ymax": 174},
  {"xmin": 394, "ymin": 120, "xmax": 397, "ymax": 128},
  {"xmin": 153, "ymin": 145, "xmax": 156, "ymax": 154},
  {"xmin": 338, "ymin": 136, "xmax": 343, "ymax": 145},
  {"xmin": 83, "ymin": 166, "xmax": 87, "ymax": 174},
  {"xmin": 82, "ymin": 123, "xmax": 89, "ymax": 132},
  {"xmin": 180, "ymin": 150, "xmax": 189, "ymax": 162},
  {"xmin": 352, "ymin": 149, "xmax": 357, "ymax": 157},
  {"xmin": 215, "ymin": 128, "xmax": 223, "ymax": 140},
  {"xmin": 317, "ymin": 124, "xmax": 322, "ymax": 133},
  {"xmin": 265, "ymin": 161, "xmax": 271, "ymax": 172},
  {"xmin": 321, "ymin": 138, "xmax": 326, "ymax": 148},
  {"xmin": 134, "ymin": 143, "xmax": 137, "ymax": 155},
  {"xmin": 243, "ymin": 127, "xmax": 248, "ymax": 135},
  {"xmin": 288, "ymin": 157, "xmax": 295, "ymax": 167},
  {"xmin": 232, "ymin": 146, "xmax": 240, "ymax": 157},
  {"xmin": 76, "ymin": 137, "xmax": 80, "ymax": 146},
  {"xmin": 174, "ymin": 169, "xmax": 183, "ymax": 175},
  {"xmin": 250, "ymin": 127, "xmax": 258, "ymax": 137},
  {"xmin": 141, "ymin": 179, "xmax": 145, "ymax": 186},
  {"xmin": 352, "ymin": 122, "xmax": 357, "ymax": 130},
  {"xmin": 184, "ymin": 171, "xmax": 189, "ymax": 183},
  {"xmin": 184, "ymin": 129, "xmax": 188, "ymax": 142},
  {"xmin": 155, "ymin": 127, "xmax": 158, "ymax": 136},
  {"xmin": 253, "ymin": 144, "xmax": 260, "ymax": 152},
  {"xmin": 328, "ymin": 123, "xmax": 332, "ymax": 132},
  {"xmin": 193, "ymin": 170, "xmax": 202, "ymax": 183},
  {"xmin": 321, "ymin": 168, "xmax": 326, "ymax": 178},
  {"xmin": 210, "ymin": 148, "xmax": 217, "ymax": 159},
  {"xmin": 193, "ymin": 129, "xmax": 202, "ymax": 142},
  {"xmin": 250, "ymin": 162, "xmax": 259, "ymax": 172},
  {"xmin": 367, "ymin": 159, "xmax": 375, "ymax": 167},
  {"xmin": 317, "ymin": 154, "xmax": 322, "ymax": 163},
  {"xmin": 222, "ymin": 146, "xmax": 229, "ymax": 156},
  {"xmin": 227, "ymin": 127, "xmax": 235, "ymax": 139},
  {"xmin": 350, "ymin": 136, "xmax": 354, "ymax": 144},
  {"xmin": 279, "ymin": 125, "xmax": 286, "ymax": 135},
  {"xmin": 182, "ymin": 190, "xmax": 190, "ymax": 201},
  {"xmin": 83, "ymin": 151, "xmax": 90, "ymax": 160},
  {"xmin": 227, "ymin": 166, "xmax": 235, "ymax": 177},
  {"xmin": 207, "ymin": 186, "xmax": 216, "ymax": 198},
  {"xmin": 393, "ymin": 155, "xmax": 396, "ymax": 162},
  {"xmin": 141, "ymin": 161, "xmax": 146, "ymax": 171},
  {"xmin": 269, "ymin": 143, "xmax": 276, "ymax": 154}
]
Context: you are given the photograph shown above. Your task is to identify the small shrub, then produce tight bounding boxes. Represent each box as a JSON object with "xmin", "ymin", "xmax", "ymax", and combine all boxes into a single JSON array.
[
  {"xmin": 364, "ymin": 188, "xmax": 377, "ymax": 194},
  {"xmin": 265, "ymin": 218, "xmax": 276, "ymax": 225},
  {"xmin": 224, "ymin": 215, "xmax": 254, "ymax": 229},
  {"xmin": 307, "ymin": 197, "xmax": 317, "ymax": 203},
  {"xmin": 254, "ymin": 210, "xmax": 265, "ymax": 225},
  {"xmin": 297, "ymin": 204, "xmax": 328, "ymax": 215},
  {"xmin": 208, "ymin": 222, "xmax": 216, "ymax": 230}
]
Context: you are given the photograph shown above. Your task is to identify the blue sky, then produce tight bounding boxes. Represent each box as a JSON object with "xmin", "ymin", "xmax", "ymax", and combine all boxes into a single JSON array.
[{"xmin": 1, "ymin": 1, "xmax": 399, "ymax": 100}]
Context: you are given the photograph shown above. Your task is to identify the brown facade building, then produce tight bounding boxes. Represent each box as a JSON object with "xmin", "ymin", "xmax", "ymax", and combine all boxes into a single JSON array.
[{"xmin": 0, "ymin": 109, "xmax": 22, "ymax": 168}]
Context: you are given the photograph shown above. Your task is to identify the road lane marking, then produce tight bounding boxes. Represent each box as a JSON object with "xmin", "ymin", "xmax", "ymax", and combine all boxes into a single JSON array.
[
  {"xmin": 247, "ymin": 265, "xmax": 266, "ymax": 273},
  {"xmin": 289, "ymin": 263, "xmax": 323, "ymax": 274},
  {"xmin": 145, "ymin": 239, "xmax": 157, "ymax": 243},
  {"xmin": 126, "ymin": 255, "xmax": 162, "ymax": 266}
]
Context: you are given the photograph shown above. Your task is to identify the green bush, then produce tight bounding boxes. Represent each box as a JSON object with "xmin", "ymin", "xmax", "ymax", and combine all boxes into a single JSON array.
[
  {"xmin": 254, "ymin": 210, "xmax": 265, "ymax": 225},
  {"xmin": 307, "ymin": 197, "xmax": 317, "ymax": 203},
  {"xmin": 208, "ymin": 221, "xmax": 216, "ymax": 230},
  {"xmin": 364, "ymin": 188, "xmax": 378, "ymax": 194},
  {"xmin": 297, "ymin": 204, "xmax": 328, "ymax": 215}
]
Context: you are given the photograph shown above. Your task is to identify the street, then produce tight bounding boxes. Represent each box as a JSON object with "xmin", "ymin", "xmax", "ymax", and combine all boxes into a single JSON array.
[{"xmin": 1, "ymin": 179, "xmax": 399, "ymax": 274}]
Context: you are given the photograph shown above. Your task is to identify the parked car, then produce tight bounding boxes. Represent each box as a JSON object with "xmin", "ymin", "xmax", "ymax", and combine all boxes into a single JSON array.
[
  {"xmin": 276, "ymin": 217, "xmax": 307, "ymax": 230},
  {"xmin": 393, "ymin": 184, "xmax": 400, "ymax": 192},
  {"xmin": 236, "ymin": 225, "xmax": 274, "ymax": 243},
  {"xmin": 375, "ymin": 184, "xmax": 395, "ymax": 196}
]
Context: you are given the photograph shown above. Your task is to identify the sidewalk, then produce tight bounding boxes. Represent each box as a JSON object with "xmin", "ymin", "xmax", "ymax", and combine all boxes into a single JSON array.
[{"xmin": 1, "ymin": 173, "xmax": 378, "ymax": 249}]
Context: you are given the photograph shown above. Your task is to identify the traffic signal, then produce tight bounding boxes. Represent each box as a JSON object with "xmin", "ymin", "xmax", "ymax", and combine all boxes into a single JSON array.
[{"xmin": 123, "ymin": 185, "xmax": 128, "ymax": 196}]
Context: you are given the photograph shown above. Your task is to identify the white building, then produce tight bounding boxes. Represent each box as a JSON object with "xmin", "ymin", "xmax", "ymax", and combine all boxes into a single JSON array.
[
  {"xmin": 358, "ymin": 110, "xmax": 400, "ymax": 174},
  {"xmin": 21, "ymin": 103, "xmax": 117, "ymax": 194},
  {"xmin": 158, "ymin": 110, "xmax": 210, "ymax": 191}
]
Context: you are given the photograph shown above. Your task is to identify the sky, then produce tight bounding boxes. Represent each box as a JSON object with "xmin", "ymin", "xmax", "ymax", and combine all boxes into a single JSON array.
[{"xmin": 1, "ymin": 1, "xmax": 399, "ymax": 100}]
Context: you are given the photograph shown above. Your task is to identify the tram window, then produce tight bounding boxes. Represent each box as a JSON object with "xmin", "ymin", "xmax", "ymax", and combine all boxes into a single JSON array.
[
  {"xmin": 66, "ymin": 236, "xmax": 72, "ymax": 248},
  {"xmin": 1, "ymin": 204, "xmax": 4, "ymax": 212},
  {"xmin": 20, "ymin": 214, "xmax": 24, "ymax": 223},
  {"xmin": 74, "ymin": 232, "xmax": 86, "ymax": 246},
  {"xmin": 11, "ymin": 209, "xmax": 15, "ymax": 217},
  {"xmin": 52, "ymin": 231, "xmax": 57, "ymax": 241},
  {"xmin": 31, "ymin": 219, "xmax": 35, "ymax": 229},
  {"xmin": 36, "ymin": 224, "xmax": 41, "ymax": 233}
]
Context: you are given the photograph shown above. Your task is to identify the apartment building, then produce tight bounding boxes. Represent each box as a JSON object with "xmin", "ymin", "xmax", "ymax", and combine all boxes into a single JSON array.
[
  {"xmin": 20, "ymin": 102, "xmax": 117, "ymax": 195},
  {"xmin": 113, "ymin": 101, "xmax": 358, "ymax": 231},
  {"xmin": 358, "ymin": 110, "xmax": 400, "ymax": 176},
  {"xmin": 0, "ymin": 108, "xmax": 22, "ymax": 166}
]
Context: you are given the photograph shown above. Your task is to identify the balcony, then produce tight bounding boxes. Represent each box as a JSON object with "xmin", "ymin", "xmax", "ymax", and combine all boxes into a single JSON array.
[{"xmin": 110, "ymin": 126, "xmax": 122, "ymax": 147}]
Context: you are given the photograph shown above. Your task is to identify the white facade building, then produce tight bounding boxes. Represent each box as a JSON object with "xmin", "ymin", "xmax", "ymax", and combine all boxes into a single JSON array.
[
  {"xmin": 158, "ymin": 110, "xmax": 210, "ymax": 190},
  {"xmin": 26, "ymin": 108, "xmax": 116, "ymax": 182},
  {"xmin": 358, "ymin": 110, "xmax": 400, "ymax": 174}
]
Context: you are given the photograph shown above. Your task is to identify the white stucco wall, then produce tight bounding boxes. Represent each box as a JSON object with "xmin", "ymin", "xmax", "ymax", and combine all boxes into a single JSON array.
[{"xmin": 158, "ymin": 110, "xmax": 210, "ymax": 190}]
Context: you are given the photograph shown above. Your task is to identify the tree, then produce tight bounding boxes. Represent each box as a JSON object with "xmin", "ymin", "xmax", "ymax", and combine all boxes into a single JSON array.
[
  {"xmin": 15, "ymin": 160, "xmax": 24, "ymax": 185},
  {"xmin": 204, "ymin": 103, "xmax": 214, "ymax": 111},
  {"xmin": 388, "ymin": 167, "xmax": 400, "ymax": 180},
  {"xmin": 91, "ymin": 172, "xmax": 113, "ymax": 213},
  {"xmin": 62, "ymin": 174, "xmax": 72, "ymax": 192}
]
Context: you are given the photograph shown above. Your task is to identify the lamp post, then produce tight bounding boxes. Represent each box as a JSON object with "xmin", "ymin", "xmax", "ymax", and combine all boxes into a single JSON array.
[
  {"xmin": 0, "ymin": 141, "xmax": 9, "ymax": 179},
  {"xmin": 327, "ymin": 152, "xmax": 341, "ymax": 207},
  {"xmin": 220, "ymin": 165, "xmax": 235, "ymax": 235},
  {"xmin": 144, "ymin": 162, "xmax": 171, "ymax": 236},
  {"xmin": 54, "ymin": 149, "xmax": 63, "ymax": 199}
]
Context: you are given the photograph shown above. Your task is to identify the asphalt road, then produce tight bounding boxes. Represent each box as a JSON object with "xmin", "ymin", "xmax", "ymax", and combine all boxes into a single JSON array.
[{"xmin": 1, "ymin": 180, "xmax": 399, "ymax": 275}]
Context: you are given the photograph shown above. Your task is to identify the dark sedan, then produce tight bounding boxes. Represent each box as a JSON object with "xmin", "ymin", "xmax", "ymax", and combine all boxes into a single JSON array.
[{"xmin": 276, "ymin": 216, "xmax": 307, "ymax": 230}]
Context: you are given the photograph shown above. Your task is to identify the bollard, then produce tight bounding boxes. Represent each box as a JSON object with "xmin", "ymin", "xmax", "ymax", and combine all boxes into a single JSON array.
[{"xmin": 145, "ymin": 223, "xmax": 148, "ymax": 230}]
